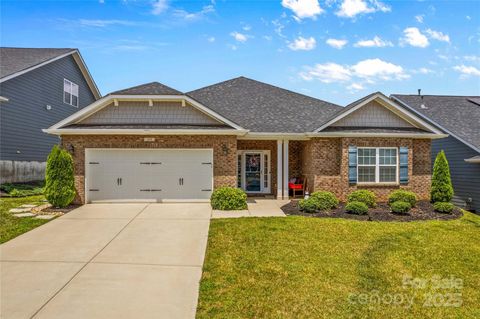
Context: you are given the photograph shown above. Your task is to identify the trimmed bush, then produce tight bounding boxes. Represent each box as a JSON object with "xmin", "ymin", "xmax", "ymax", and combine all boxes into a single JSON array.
[
  {"xmin": 345, "ymin": 201, "xmax": 369, "ymax": 215},
  {"xmin": 390, "ymin": 201, "xmax": 411, "ymax": 214},
  {"xmin": 211, "ymin": 187, "xmax": 247, "ymax": 210},
  {"xmin": 44, "ymin": 145, "xmax": 76, "ymax": 208},
  {"xmin": 299, "ymin": 191, "xmax": 339, "ymax": 213},
  {"xmin": 388, "ymin": 190, "xmax": 417, "ymax": 207},
  {"xmin": 431, "ymin": 150, "xmax": 453, "ymax": 203},
  {"xmin": 347, "ymin": 190, "xmax": 376, "ymax": 208},
  {"xmin": 433, "ymin": 202, "xmax": 454, "ymax": 214}
]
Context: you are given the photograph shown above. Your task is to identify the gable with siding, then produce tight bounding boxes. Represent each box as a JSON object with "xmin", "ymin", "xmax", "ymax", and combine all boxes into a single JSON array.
[
  {"xmin": 77, "ymin": 100, "xmax": 224, "ymax": 126},
  {"xmin": 331, "ymin": 100, "xmax": 415, "ymax": 128}
]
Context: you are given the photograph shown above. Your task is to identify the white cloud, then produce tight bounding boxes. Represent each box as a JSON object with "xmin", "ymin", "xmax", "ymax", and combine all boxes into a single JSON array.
[
  {"xmin": 336, "ymin": 0, "xmax": 390, "ymax": 18},
  {"xmin": 300, "ymin": 58, "xmax": 409, "ymax": 85},
  {"xmin": 466, "ymin": 15, "xmax": 471, "ymax": 20},
  {"xmin": 173, "ymin": 3, "xmax": 215, "ymax": 21},
  {"xmin": 289, "ymin": 36, "xmax": 317, "ymax": 50},
  {"xmin": 300, "ymin": 63, "xmax": 352, "ymax": 82},
  {"xmin": 401, "ymin": 27, "xmax": 429, "ymax": 48},
  {"xmin": 242, "ymin": 24, "xmax": 252, "ymax": 31},
  {"xmin": 354, "ymin": 36, "xmax": 393, "ymax": 47},
  {"xmin": 263, "ymin": 35, "xmax": 273, "ymax": 41},
  {"xmin": 272, "ymin": 19, "xmax": 286, "ymax": 38},
  {"xmin": 326, "ymin": 38, "xmax": 348, "ymax": 49},
  {"xmin": 207, "ymin": 36, "xmax": 215, "ymax": 43},
  {"xmin": 351, "ymin": 58, "xmax": 409, "ymax": 80},
  {"xmin": 228, "ymin": 44, "xmax": 238, "ymax": 51},
  {"xmin": 347, "ymin": 82, "xmax": 365, "ymax": 91},
  {"xmin": 152, "ymin": 0, "xmax": 168, "ymax": 15},
  {"xmin": 78, "ymin": 19, "xmax": 139, "ymax": 27},
  {"xmin": 453, "ymin": 65, "xmax": 480, "ymax": 77},
  {"xmin": 99, "ymin": 0, "xmax": 105, "ymax": 3},
  {"xmin": 464, "ymin": 55, "xmax": 480, "ymax": 62},
  {"xmin": 415, "ymin": 15, "xmax": 424, "ymax": 23},
  {"xmin": 230, "ymin": 31, "xmax": 250, "ymax": 42},
  {"xmin": 425, "ymin": 29, "xmax": 450, "ymax": 43},
  {"xmin": 418, "ymin": 67, "xmax": 433, "ymax": 74},
  {"xmin": 281, "ymin": 0, "xmax": 324, "ymax": 20}
]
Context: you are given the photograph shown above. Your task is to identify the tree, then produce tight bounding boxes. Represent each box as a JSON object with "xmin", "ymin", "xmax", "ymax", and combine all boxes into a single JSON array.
[
  {"xmin": 431, "ymin": 150, "xmax": 453, "ymax": 203},
  {"xmin": 44, "ymin": 145, "xmax": 76, "ymax": 207}
]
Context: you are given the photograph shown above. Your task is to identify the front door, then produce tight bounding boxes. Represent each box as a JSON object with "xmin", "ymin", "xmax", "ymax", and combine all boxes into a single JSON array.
[{"xmin": 237, "ymin": 151, "xmax": 271, "ymax": 193}]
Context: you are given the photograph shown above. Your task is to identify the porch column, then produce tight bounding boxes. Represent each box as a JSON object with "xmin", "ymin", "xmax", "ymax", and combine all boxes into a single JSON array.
[
  {"xmin": 283, "ymin": 139, "xmax": 289, "ymax": 199},
  {"xmin": 277, "ymin": 140, "xmax": 283, "ymax": 199}
]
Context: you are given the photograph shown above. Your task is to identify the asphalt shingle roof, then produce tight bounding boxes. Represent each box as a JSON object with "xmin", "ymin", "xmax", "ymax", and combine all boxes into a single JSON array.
[
  {"xmin": 187, "ymin": 77, "xmax": 342, "ymax": 132},
  {"xmin": 0, "ymin": 47, "xmax": 75, "ymax": 79},
  {"xmin": 109, "ymin": 82, "xmax": 183, "ymax": 95},
  {"xmin": 392, "ymin": 94, "xmax": 480, "ymax": 151}
]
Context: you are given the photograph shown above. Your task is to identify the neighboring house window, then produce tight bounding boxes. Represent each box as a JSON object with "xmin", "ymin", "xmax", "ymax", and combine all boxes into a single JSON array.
[
  {"xmin": 357, "ymin": 148, "xmax": 398, "ymax": 183},
  {"xmin": 64, "ymin": 79, "xmax": 79, "ymax": 107}
]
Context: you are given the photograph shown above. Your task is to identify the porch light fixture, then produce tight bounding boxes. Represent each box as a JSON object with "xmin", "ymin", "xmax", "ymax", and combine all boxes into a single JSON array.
[{"xmin": 66, "ymin": 144, "xmax": 75, "ymax": 154}]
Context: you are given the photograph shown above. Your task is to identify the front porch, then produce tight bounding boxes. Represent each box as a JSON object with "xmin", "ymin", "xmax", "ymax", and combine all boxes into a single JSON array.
[{"xmin": 237, "ymin": 139, "xmax": 305, "ymax": 200}]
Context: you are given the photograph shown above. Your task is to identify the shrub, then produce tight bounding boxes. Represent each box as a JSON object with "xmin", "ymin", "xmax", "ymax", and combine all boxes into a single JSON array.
[
  {"xmin": 390, "ymin": 201, "xmax": 411, "ymax": 214},
  {"xmin": 299, "ymin": 191, "xmax": 339, "ymax": 213},
  {"xmin": 0, "ymin": 182, "xmax": 44, "ymax": 197},
  {"xmin": 347, "ymin": 190, "xmax": 376, "ymax": 208},
  {"xmin": 345, "ymin": 201, "xmax": 369, "ymax": 215},
  {"xmin": 431, "ymin": 150, "xmax": 453, "ymax": 203},
  {"xmin": 211, "ymin": 187, "xmax": 247, "ymax": 210},
  {"xmin": 44, "ymin": 145, "xmax": 76, "ymax": 208},
  {"xmin": 388, "ymin": 190, "xmax": 417, "ymax": 207},
  {"xmin": 433, "ymin": 202, "xmax": 454, "ymax": 214}
]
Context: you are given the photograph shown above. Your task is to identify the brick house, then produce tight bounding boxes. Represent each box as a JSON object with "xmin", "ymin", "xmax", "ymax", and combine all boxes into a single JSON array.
[{"xmin": 44, "ymin": 77, "xmax": 446, "ymax": 204}]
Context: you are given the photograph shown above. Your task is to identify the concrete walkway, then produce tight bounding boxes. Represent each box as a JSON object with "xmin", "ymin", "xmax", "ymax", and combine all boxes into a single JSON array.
[
  {"xmin": 211, "ymin": 198, "xmax": 288, "ymax": 218},
  {"xmin": 0, "ymin": 203, "xmax": 211, "ymax": 319}
]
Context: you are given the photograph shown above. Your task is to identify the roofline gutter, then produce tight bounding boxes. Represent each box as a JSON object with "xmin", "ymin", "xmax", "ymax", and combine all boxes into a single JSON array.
[
  {"xmin": 464, "ymin": 157, "xmax": 480, "ymax": 163},
  {"xmin": 43, "ymin": 128, "xmax": 249, "ymax": 136},
  {"xmin": 391, "ymin": 95, "xmax": 480, "ymax": 153},
  {"xmin": 238, "ymin": 132, "xmax": 310, "ymax": 140}
]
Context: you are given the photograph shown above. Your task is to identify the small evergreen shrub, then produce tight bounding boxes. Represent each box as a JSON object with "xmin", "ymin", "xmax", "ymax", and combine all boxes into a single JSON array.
[
  {"xmin": 44, "ymin": 145, "xmax": 76, "ymax": 208},
  {"xmin": 433, "ymin": 202, "xmax": 454, "ymax": 214},
  {"xmin": 211, "ymin": 187, "xmax": 247, "ymax": 210},
  {"xmin": 431, "ymin": 150, "xmax": 454, "ymax": 203},
  {"xmin": 390, "ymin": 201, "xmax": 411, "ymax": 214},
  {"xmin": 299, "ymin": 191, "xmax": 339, "ymax": 213},
  {"xmin": 345, "ymin": 201, "xmax": 369, "ymax": 215},
  {"xmin": 347, "ymin": 190, "xmax": 376, "ymax": 208},
  {"xmin": 388, "ymin": 190, "xmax": 417, "ymax": 207}
]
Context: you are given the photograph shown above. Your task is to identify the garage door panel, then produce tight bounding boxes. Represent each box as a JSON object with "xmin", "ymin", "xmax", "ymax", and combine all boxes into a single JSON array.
[{"xmin": 85, "ymin": 149, "xmax": 213, "ymax": 202}]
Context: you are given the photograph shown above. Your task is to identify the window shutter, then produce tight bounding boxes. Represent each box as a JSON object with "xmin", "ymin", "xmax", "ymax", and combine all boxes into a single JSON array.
[
  {"xmin": 348, "ymin": 146, "xmax": 357, "ymax": 184},
  {"xmin": 399, "ymin": 147, "xmax": 409, "ymax": 184}
]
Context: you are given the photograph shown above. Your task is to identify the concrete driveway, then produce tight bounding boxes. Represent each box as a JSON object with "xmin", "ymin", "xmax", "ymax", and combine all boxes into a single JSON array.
[{"xmin": 0, "ymin": 203, "xmax": 211, "ymax": 319}]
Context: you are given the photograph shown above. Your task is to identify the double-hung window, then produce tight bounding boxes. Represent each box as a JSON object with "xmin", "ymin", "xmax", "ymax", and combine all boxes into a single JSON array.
[
  {"xmin": 358, "ymin": 148, "xmax": 398, "ymax": 183},
  {"xmin": 64, "ymin": 79, "xmax": 79, "ymax": 107}
]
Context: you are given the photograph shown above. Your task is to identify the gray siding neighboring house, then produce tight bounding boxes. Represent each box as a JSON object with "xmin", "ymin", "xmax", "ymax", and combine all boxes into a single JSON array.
[
  {"xmin": 392, "ymin": 94, "xmax": 480, "ymax": 212},
  {"xmin": 0, "ymin": 48, "xmax": 100, "ymax": 182}
]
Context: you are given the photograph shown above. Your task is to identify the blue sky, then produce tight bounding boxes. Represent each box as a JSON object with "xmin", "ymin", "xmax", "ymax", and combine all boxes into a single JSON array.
[{"xmin": 2, "ymin": 0, "xmax": 479, "ymax": 105}]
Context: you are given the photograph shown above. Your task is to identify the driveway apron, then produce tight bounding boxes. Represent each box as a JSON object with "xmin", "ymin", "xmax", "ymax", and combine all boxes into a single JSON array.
[{"xmin": 0, "ymin": 203, "xmax": 211, "ymax": 319}]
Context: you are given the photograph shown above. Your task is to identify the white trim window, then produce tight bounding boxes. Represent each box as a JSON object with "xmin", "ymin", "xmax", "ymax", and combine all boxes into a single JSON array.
[
  {"xmin": 358, "ymin": 147, "xmax": 398, "ymax": 183},
  {"xmin": 64, "ymin": 79, "xmax": 79, "ymax": 107}
]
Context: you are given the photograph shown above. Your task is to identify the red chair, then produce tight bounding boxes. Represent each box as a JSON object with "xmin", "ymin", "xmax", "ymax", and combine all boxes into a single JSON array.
[{"xmin": 289, "ymin": 177, "xmax": 306, "ymax": 198}]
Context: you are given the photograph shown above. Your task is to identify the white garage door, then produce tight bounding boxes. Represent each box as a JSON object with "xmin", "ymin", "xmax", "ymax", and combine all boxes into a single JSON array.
[{"xmin": 85, "ymin": 149, "xmax": 213, "ymax": 203}]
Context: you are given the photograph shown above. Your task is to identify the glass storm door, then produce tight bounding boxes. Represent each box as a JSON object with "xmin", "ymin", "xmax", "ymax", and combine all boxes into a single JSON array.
[{"xmin": 238, "ymin": 151, "xmax": 270, "ymax": 193}]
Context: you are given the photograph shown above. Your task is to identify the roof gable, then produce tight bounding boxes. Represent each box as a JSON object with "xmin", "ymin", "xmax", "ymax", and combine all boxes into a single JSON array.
[
  {"xmin": 316, "ymin": 92, "xmax": 443, "ymax": 135},
  {"xmin": 0, "ymin": 47, "xmax": 101, "ymax": 99},
  {"xmin": 109, "ymin": 82, "xmax": 182, "ymax": 96},
  {"xmin": 392, "ymin": 94, "xmax": 480, "ymax": 152},
  {"xmin": 187, "ymin": 76, "xmax": 342, "ymax": 133}
]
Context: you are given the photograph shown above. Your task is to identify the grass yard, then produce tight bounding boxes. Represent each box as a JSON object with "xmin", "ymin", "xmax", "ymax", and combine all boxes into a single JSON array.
[
  {"xmin": 198, "ymin": 212, "xmax": 480, "ymax": 319},
  {"xmin": 0, "ymin": 195, "xmax": 50, "ymax": 244}
]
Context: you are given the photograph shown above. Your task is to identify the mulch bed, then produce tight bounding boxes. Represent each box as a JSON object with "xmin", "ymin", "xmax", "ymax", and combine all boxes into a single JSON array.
[
  {"xmin": 280, "ymin": 200, "xmax": 463, "ymax": 222},
  {"xmin": 37, "ymin": 204, "xmax": 81, "ymax": 215}
]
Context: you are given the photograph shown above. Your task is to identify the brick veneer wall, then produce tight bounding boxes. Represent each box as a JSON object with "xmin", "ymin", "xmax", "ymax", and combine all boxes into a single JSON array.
[
  {"xmin": 61, "ymin": 135, "xmax": 237, "ymax": 204},
  {"xmin": 302, "ymin": 137, "xmax": 431, "ymax": 201}
]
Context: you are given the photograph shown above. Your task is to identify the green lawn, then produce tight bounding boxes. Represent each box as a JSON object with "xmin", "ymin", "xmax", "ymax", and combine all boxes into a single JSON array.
[
  {"xmin": 0, "ymin": 195, "xmax": 50, "ymax": 244},
  {"xmin": 197, "ymin": 213, "xmax": 480, "ymax": 319}
]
